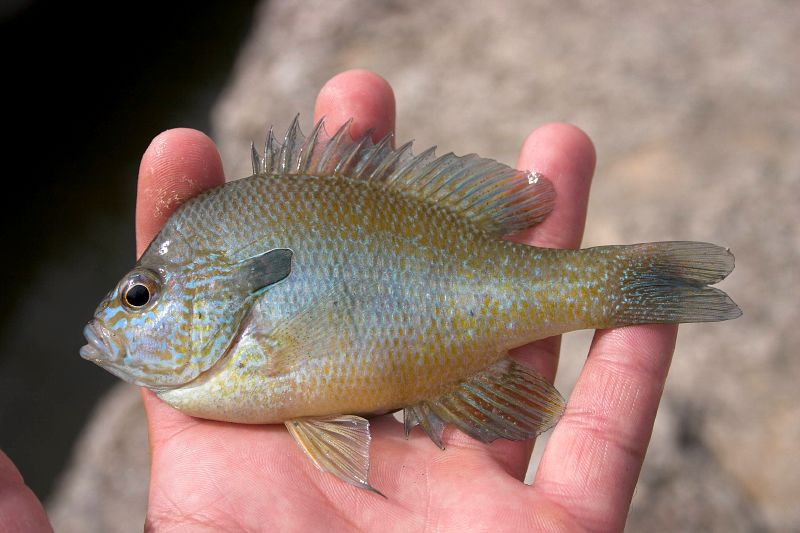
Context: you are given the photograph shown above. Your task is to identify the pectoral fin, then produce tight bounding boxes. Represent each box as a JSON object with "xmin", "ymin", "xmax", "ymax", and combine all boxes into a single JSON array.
[
  {"xmin": 232, "ymin": 282, "xmax": 363, "ymax": 378},
  {"xmin": 285, "ymin": 415, "xmax": 384, "ymax": 496},
  {"xmin": 261, "ymin": 282, "xmax": 366, "ymax": 376},
  {"xmin": 404, "ymin": 357, "xmax": 565, "ymax": 447}
]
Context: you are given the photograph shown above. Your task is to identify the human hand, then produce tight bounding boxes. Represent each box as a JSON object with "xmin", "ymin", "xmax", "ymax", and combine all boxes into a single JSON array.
[
  {"xmin": 0, "ymin": 451, "xmax": 53, "ymax": 532},
  {"xmin": 138, "ymin": 69, "xmax": 676, "ymax": 531}
]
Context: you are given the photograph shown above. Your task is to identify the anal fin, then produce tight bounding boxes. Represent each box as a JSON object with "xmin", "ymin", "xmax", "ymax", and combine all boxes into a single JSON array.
[
  {"xmin": 404, "ymin": 357, "xmax": 565, "ymax": 446},
  {"xmin": 404, "ymin": 402, "xmax": 447, "ymax": 449},
  {"xmin": 285, "ymin": 415, "xmax": 384, "ymax": 496}
]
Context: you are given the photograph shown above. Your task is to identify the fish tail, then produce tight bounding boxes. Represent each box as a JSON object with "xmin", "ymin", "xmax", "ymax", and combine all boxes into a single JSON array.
[{"xmin": 609, "ymin": 241, "xmax": 741, "ymax": 325}]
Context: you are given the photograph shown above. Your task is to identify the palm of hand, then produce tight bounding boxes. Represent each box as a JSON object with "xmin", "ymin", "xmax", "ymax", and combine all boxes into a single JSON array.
[
  {"xmin": 137, "ymin": 70, "xmax": 676, "ymax": 532},
  {"xmin": 146, "ymin": 399, "xmax": 564, "ymax": 531}
]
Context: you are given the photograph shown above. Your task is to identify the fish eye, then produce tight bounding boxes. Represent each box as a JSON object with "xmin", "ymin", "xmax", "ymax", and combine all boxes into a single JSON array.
[
  {"xmin": 120, "ymin": 270, "xmax": 160, "ymax": 311},
  {"xmin": 124, "ymin": 284, "xmax": 150, "ymax": 307}
]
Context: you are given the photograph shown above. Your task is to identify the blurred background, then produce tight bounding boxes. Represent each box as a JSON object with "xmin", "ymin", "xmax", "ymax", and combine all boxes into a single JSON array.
[{"xmin": 1, "ymin": 1, "xmax": 797, "ymax": 531}]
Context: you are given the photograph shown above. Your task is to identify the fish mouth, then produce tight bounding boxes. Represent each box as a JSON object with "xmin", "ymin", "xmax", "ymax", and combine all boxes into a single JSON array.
[
  {"xmin": 80, "ymin": 320, "xmax": 118, "ymax": 364},
  {"xmin": 80, "ymin": 320, "xmax": 176, "ymax": 389}
]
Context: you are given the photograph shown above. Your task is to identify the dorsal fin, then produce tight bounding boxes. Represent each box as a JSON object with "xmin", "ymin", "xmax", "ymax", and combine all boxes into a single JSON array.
[{"xmin": 252, "ymin": 116, "xmax": 556, "ymax": 236}]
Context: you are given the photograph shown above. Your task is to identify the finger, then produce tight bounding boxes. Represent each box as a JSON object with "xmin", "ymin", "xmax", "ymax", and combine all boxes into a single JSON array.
[
  {"xmin": 0, "ymin": 451, "xmax": 53, "ymax": 532},
  {"xmin": 514, "ymin": 123, "xmax": 596, "ymax": 251},
  {"xmin": 534, "ymin": 324, "xmax": 677, "ymax": 531},
  {"xmin": 136, "ymin": 128, "xmax": 225, "ymax": 258},
  {"xmin": 313, "ymin": 69, "xmax": 395, "ymax": 141}
]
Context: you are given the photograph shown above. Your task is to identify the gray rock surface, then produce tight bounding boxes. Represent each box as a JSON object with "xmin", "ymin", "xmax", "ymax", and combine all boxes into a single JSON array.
[
  {"xmin": 47, "ymin": 385, "xmax": 148, "ymax": 533},
  {"xmin": 49, "ymin": 1, "xmax": 799, "ymax": 531}
]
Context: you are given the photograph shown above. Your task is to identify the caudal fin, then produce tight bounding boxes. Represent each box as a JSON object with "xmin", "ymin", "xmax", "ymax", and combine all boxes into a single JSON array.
[{"xmin": 612, "ymin": 241, "xmax": 741, "ymax": 325}]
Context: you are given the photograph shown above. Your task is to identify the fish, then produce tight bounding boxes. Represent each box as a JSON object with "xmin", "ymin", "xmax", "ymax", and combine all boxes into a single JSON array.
[{"xmin": 81, "ymin": 117, "xmax": 741, "ymax": 495}]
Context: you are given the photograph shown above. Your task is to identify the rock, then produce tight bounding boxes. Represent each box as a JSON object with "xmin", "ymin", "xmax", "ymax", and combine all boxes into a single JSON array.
[{"xmin": 47, "ymin": 385, "xmax": 148, "ymax": 533}]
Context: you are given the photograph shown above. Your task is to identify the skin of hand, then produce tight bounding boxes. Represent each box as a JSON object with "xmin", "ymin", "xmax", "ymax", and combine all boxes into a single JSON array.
[
  {"xmin": 131, "ymin": 69, "xmax": 677, "ymax": 532},
  {"xmin": 0, "ymin": 452, "xmax": 53, "ymax": 533}
]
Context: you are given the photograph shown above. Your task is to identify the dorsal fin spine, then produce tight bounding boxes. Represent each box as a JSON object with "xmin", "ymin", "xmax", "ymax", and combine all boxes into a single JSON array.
[
  {"xmin": 369, "ymin": 140, "xmax": 413, "ymax": 182},
  {"xmin": 263, "ymin": 127, "xmax": 277, "ymax": 173},
  {"xmin": 354, "ymin": 134, "xmax": 392, "ymax": 180},
  {"xmin": 315, "ymin": 119, "xmax": 352, "ymax": 174},
  {"xmin": 278, "ymin": 116, "xmax": 300, "ymax": 174},
  {"xmin": 333, "ymin": 136, "xmax": 367, "ymax": 175},
  {"xmin": 297, "ymin": 119, "xmax": 324, "ymax": 173},
  {"xmin": 250, "ymin": 142, "xmax": 261, "ymax": 175}
]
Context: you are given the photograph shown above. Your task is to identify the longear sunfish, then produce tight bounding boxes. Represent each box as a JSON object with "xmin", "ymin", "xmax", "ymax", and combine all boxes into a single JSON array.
[{"xmin": 81, "ymin": 118, "xmax": 740, "ymax": 494}]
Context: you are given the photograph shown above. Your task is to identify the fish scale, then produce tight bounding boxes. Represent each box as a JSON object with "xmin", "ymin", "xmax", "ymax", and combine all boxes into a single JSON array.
[{"xmin": 82, "ymin": 117, "xmax": 740, "ymax": 494}]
